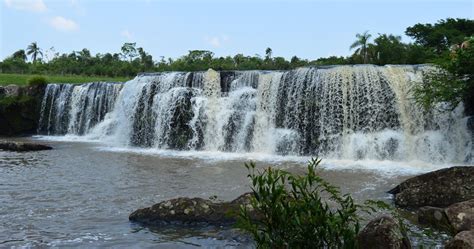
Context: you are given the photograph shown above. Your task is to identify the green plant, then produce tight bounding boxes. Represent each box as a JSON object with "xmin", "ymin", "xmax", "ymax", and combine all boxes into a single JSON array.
[
  {"xmin": 237, "ymin": 158, "xmax": 387, "ymax": 249},
  {"xmin": 414, "ymin": 37, "xmax": 474, "ymax": 110},
  {"xmin": 27, "ymin": 76, "xmax": 48, "ymax": 87}
]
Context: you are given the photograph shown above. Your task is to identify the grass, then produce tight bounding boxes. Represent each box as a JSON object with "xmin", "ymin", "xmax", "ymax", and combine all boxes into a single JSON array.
[{"xmin": 0, "ymin": 73, "xmax": 131, "ymax": 86}]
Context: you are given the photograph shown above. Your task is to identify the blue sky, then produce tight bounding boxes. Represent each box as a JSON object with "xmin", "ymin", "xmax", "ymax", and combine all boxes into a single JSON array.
[{"xmin": 1, "ymin": 0, "xmax": 473, "ymax": 61}]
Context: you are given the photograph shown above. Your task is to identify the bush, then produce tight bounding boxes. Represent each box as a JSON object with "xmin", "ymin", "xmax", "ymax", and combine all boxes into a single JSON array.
[
  {"xmin": 27, "ymin": 76, "xmax": 48, "ymax": 87},
  {"xmin": 414, "ymin": 37, "xmax": 474, "ymax": 110},
  {"xmin": 237, "ymin": 158, "xmax": 386, "ymax": 248}
]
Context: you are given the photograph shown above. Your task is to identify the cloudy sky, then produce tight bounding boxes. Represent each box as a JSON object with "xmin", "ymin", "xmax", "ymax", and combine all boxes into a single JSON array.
[{"xmin": 1, "ymin": 0, "xmax": 472, "ymax": 61}]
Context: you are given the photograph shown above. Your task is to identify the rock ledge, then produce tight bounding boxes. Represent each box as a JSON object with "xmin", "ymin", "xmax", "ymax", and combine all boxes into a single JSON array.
[{"xmin": 0, "ymin": 141, "xmax": 52, "ymax": 152}]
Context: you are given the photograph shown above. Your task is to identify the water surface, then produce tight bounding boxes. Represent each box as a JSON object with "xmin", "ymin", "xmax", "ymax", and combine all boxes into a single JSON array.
[{"xmin": 0, "ymin": 137, "xmax": 451, "ymax": 248}]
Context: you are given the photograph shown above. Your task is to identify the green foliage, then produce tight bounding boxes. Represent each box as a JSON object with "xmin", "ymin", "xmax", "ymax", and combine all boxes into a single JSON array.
[
  {"xmin": 12, "ymin": 50, "xmax": 27, "ymax": 62},
  {"xmin": 350, "ymin": 31, "xmax": 372, "ymax": 64},
  {"xmin": 27, "ymin": 76, "xmax": 47, "ymax": 87},
  {"xmin": 237, "ymin": 158, "xmax": 387, "ymax": 249},
  {"xmin": 406, "ymin": 18, "xmax": 474, "ymax": 54},
  {"xmin": 414, "ymin": 37, "xmax": 474, "ymax": 110},
  {"xmin": 121, "ymin": 42, "xmax": 138, "ymax": 62},
  {"xmin": 414, "ymin": 68, "xmax": 467, "ymax": 110},
  {"xmin": 26, "ymin": 42, "xmax": 43, "ymax": 63},
  {"xmin": 372, "ymin": 34, "xmax": 407, "ymax": 65}
]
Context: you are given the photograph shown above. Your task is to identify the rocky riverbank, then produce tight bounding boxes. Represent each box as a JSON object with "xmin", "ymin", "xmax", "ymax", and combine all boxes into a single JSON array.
[
  {"xmin": 0, "ymin": 84, "xmax": 46, "ymax": 136},
  {"xmin": 389, "ymin": 166, "xmax": 474, "ymax": 248},
  {"xmin": 129, "ymin": 166, "xmax": 473, "ymax": 248}
]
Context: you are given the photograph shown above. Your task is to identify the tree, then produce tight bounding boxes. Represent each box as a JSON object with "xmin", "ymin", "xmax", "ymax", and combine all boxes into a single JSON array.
[
  {"xmin": 12, "ymin": 50, "xmax": 27, "ymax": 61},
  {"xmin": 414, "ymin": 36, "xmax": 474, "ymax": 113},
  {"xmin": 121, "ymin": 42, "xmax": 138, "ymax": 62},
  {"xmin": 265, "ymin": 47, "xmax": 272, "ymax": 61},
  {"xmin": 350, "ymin": 31, "xmax": 372, "ymax": 63},
  {"xmin": 26, "ymin": 42, "xmax": 43, "ymax": 63},
  {"xmin": 372, "ymin": 34, "xmax": 407, "ymax": 65},
  {"xmin": 137, "ymin": 47, "xmax": 154, "ymax": 71},
  {"xmin": 406, "ymin": 18, "xmax": 474, "ymax": 54}
]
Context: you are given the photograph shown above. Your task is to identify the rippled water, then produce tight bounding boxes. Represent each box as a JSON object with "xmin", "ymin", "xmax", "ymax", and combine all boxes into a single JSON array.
[{"xmin": 0, "ymin": 137, "xmax": 454, "ymax": 248}]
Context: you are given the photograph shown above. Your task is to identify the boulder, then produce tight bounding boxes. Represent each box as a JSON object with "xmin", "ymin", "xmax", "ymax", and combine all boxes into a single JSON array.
[
  {"xmin": 445, "ymin": 200, "xmax": 474, "ymax": 233},
  {"xmin": 129, "ymin": 192, "xmax": 255, "ymax": 225},
  {"xmin": 0, "ymin": 141, "xmax": 52, "ymax": 152},
  {"xmin": 357, "ymin": 215, "xmax": 411, "ymax": 249},
  {"xmin": 445, "ymin": 230, "xmax": 474, "ymax": 249},
  {"xmin": 388, "ymin": 166, "xmax": 474, "ymax": 208},
  {"xmin": 418, "ymin": 206, "xmax": 451, "ymax": 231}
]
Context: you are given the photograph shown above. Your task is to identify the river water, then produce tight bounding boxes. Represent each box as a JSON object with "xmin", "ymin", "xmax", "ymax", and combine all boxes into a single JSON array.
[{"xmin": 0, "ymin": 136, "xmax": 456, "ymax": 248}]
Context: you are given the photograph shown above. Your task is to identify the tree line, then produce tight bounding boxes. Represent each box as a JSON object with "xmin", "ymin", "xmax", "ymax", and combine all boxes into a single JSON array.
[{"xmin": 1, "ymin": 18, "xmax": 473, "ymax": 77}]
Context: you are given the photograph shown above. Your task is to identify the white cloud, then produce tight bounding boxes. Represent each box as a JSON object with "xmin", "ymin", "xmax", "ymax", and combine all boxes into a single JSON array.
[
  {"xmin": 4, "ymin": 0, "xmax": 47, "ymax": 12},
  {"xmin": 120, "ymin": 29, "xmax": 133, "ymax": 40},
  {"xmin": 49, "ymin": 16, "xmax": 79, "ymax": 32},
  {"xmin": 205, "ymin": 35, "xmax": 230, "ymax": 48}
]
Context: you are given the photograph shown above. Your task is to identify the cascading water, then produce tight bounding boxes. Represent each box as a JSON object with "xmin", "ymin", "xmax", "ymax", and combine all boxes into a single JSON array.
[
  {"xmin": 38, "ymin": 65, "xmax": 473, "ymax": 163},
  {"xmin": 38, "ymin": 82, "xmax": 122, "ymax": 135}
]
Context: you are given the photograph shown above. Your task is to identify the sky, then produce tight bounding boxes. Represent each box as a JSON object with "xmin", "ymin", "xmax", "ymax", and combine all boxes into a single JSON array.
[{"xmin": 1, "ymin": 0, "xmax": 473, "ymax": 61}]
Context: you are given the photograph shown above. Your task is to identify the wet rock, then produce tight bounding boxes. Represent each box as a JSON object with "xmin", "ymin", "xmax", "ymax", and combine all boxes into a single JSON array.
[
  {"xmin": 388, "ymin": 166, "xmax": 474, "ymax": 208},
  {"xmin": 445, "ymin": 230, "xmax": 474, "ymax": 249},
  {"xmin": 4, "ymin": 85, "xmax": 22, "ymax": 97},
  {"xmin": 0, "ymin": 141, "xmax": 52, "ymax": 152},
  {"xmin": 418, "ymin": 206, "xmax": 451, "ymax": 231},
  {"xmin": 129, "ymin": 192, "xmax": 255, "ymax": 225},
  {"xmin": 0, "ymin": 83, "xmax": 46, "ymax": 136},
  {"xmin": 357, "ymin": 215, "xmax": 411, "ymax": 249},
  {"xmin": 445, "ymin": 200, "xmax": 474, "ymax": 233}
]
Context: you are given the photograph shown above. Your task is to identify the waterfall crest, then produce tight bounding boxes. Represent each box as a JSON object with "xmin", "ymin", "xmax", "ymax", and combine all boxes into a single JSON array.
[{"xmin": 38, "ymin": 65, "xmax": 473, "ymax": 163}]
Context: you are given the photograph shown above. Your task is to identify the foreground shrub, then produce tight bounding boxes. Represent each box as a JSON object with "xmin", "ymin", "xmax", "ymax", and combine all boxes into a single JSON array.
[
  {"xmin": 237, "ymin": 158, "xmax": 386, "ymax": 248},
  {"xmin": 27, "ymin": 76, "xmax": 47, "ymax": 87}
]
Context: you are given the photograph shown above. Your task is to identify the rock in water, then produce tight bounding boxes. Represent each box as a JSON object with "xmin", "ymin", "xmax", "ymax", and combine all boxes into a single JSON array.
[
  {"xmin": 445, "ymin": 230, "xmax": 474, "ymax": 249},
  {"xmin": 0, "ymin": 141, "xmax": 52, "ymax": 152},
  {"xmin": 418, "ymin": 206, "xmax": 452, "ymax": 231},
  {"xmin": 357, "ymin": 215, "xmax": 411, "ymax": 249},
  {"xmin": 129, "ymin": 193, "xmax": 255, "ymax": 225},
  {"xmin": 417, "ymin": 199, "xmax": 474, "ymax": 235},
  {"xmin": 445, "ymin": 200, "xmax": 474, "ymax": 234},
  {"xmin": 388, "ymin": 166, "xmax": 474, "ymax": 208}
]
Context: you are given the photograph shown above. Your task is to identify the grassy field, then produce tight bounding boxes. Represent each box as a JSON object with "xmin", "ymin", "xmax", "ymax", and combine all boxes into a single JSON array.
[{"xmin": 0, "ymin": 73, "xmax": 131, "ymax": 86}]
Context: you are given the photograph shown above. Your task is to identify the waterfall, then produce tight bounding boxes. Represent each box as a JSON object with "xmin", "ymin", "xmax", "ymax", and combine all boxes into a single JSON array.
[
  {"xmin": 38, "ymin": 65, "xmax": 473, "ymax": 163},
  {"xmin": 38, "ymin": 82, "xmax": 122, "ymax": 135}
]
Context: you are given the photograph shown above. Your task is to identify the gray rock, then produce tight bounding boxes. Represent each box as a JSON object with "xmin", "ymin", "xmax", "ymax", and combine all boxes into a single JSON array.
[
  {"xmin": 0, "ymin": 141, "xmax": 52, "ymax": 152},
  {"xmin": 129, "ymin": 192, "xmax": 256, "ymax": 225},
  {"xmin": 388, "ymin": 166, "xmax": 474, "ymax": 208},
  {"xmin": 445, "ymin": 230, "xmax": 474, "ymax": 249},
  {"xmin": 357, "ymin": 215, "xmax": 411, "ymax": 249},
  {"xmin": 418, "ymin": 206, "xmax": 451, "ymax": 232},
  {"xmin": 4, "ymin": 85, "xmax": 22, "ymax": 97},
  {"xmin": 446, "ymin": 200, "xmax": 474, "ymax": 234}
]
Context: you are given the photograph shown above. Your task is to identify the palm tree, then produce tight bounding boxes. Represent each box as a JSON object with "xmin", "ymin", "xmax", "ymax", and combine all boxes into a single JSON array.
[
  {"xmin": 350, "ymin": 31, "xmax": 372, "ymax": 64},
  {"xmin": 26, "ymin": 42, "xmax": 43, "ymax": 63}
]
